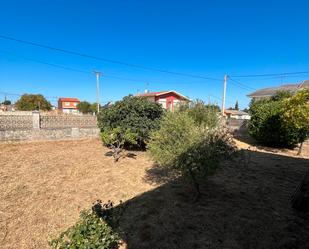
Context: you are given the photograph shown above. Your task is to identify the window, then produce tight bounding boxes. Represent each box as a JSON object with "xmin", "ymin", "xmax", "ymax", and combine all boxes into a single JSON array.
[{"xmin": 65, "ymin": 102, "xmax": 70, "ymax": 106}]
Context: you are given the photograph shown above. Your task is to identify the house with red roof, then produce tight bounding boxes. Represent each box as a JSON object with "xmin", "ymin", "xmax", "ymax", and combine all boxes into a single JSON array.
[
  {"xmin": 137, "ymin": 90, "xmax": 190, "ymax": 111},
  {"xmin": 58, "ymin": 97, "xmax": 80, "ymax": 114}
]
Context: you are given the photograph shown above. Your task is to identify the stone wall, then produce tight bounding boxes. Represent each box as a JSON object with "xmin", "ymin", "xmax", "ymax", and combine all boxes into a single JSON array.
[
  {"xmin": 0, "ymin": 113, "xmax": 33, "ymax": 130},
  {"xmin": 40, "ymin": 113, "xmax": 97, "ymax": 129},
  {"xmin": 0, "ymin": 128, "xmax": 99, "ymax": 142},
  {"xmin": 0, "ymin": 111, "xmax": 99, "ymax": 142}
]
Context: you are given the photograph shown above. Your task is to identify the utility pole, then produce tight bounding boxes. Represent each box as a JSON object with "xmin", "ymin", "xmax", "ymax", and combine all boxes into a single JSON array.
[
  {"xmin": 221, "ymin": 74, "xmax": 227, "ymax": 116},
  {"xmin": 94, "ymin": 71, "xmax": 101, "ymax": 113}
]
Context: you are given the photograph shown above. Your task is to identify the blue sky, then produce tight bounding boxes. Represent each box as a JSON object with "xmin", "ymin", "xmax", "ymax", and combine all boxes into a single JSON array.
[{"xmin": 1, "ymin": 0, "xmax": 309, "ymax": 109}]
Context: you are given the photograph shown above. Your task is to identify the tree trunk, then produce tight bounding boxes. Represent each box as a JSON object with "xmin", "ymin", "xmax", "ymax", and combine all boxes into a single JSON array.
[
  {"xmin": 291, "ymin": 169, "xmax": 309, "ymax": 212},
  {"xmin": 297, "ymin": 141, "xmax": 303, "ymax": 156}
]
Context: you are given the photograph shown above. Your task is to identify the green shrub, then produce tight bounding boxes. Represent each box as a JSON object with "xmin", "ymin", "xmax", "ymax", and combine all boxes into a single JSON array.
[
  {"xmin": 101, "ymin": 127, "xmax": 138, "ymax": 162},
  {"xmin": 249, "ymin": 91, "xmax": 303, "ymax": 148},
  {"xmin": 148, "ymin": 111, "xmax": 236, "ymax": 196},
  {"xmin": 282, "ymin": 89, "xmax": 309, "ymax": 154},
  {"xmin": 187, "ymin": 100, "xmax": 220, "ymax": 128},
  {"xmin": 97, "ymin": 95, "xmax": 164, "ymax": 147},
  {"xmin": 50, "ymin": 210, "xmax": 119, "ymax": 249}
]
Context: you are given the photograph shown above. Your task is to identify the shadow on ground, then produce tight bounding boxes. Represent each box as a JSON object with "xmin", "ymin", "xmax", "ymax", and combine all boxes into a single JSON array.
[{"xmin": 101, "ymin": 150, "xmax": 309, "ymax": 249}]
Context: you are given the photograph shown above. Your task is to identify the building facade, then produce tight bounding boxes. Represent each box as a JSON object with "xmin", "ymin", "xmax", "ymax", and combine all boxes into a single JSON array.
[
  {"xmin": 137, "ymin": 91, "xmax": 190, "ymax": 111},
  {"xmin": 58, "ymin": 98, "xmax": 80, "ymax": 114}
]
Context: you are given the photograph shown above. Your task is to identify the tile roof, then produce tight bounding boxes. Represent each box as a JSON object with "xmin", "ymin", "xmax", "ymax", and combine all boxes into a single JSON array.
[
  {"xmin": 247, "ymin": 80, "xmax": 309, "ymax": 98},
  {"xmin": 58, "ymin": 98, "xmax": 80, "ymax": 102},
  {"xmin": 137, "ymin": 90, "xmax": 190, "ymax": 100},
  {"xmin": 224, "ymin": 109, "xmax": 249, "ymax": 115}
]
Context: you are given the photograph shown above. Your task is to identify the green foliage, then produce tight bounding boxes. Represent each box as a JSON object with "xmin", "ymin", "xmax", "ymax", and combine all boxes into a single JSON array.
[
  {"xmin": 186, "ymin": 100, "xmax": 219, "ymax": 128},
  {"xmin": 77, "ymin": 101, "xmax": 99, "ymax": 114},
  {"xmin": 15, "ymin": 94, "xmax": 52, "ymax": 111},
  {"xmin": 248, "ymin": 90, "xmax": 307, "ymax": 148},
  {"xmin": 101, "ymin": 127, "xmax": 138, "ymax": 162},
  {"xmin": 271, "ymin": 90, "xmax": 293, "ymax": 101},
  {"xmin": 282, "ymin": 89, "xmax": 309, "ymax": 153},
  {"xmin": 97, "ymin": 95, "xmax": 164, "ymax": 147},
  {"xmin": 2, "ymin": 100, "xmax": 11, "ymax": 105},
  {"xmin": 50, "ymin": 210, "xmax": 119, "ymax": 249},
  {"xmin": 77, "ymin": 101, "xmax": 92, "ymax": 114},
  {"xmin": 148, "ymin": 111, "xmax": 236, "ymax": 196}
]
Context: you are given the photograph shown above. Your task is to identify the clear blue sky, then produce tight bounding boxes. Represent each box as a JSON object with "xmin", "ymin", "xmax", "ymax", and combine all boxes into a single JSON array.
[{"xmin": 1, "ymin": 0, "xmax": 309, "ymax": 109}]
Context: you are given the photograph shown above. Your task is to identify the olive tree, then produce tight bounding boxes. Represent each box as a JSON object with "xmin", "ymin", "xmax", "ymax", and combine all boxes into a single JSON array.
[{"xmin": 148, "ymin": 111, "xmax": 236, "ymax": 198}]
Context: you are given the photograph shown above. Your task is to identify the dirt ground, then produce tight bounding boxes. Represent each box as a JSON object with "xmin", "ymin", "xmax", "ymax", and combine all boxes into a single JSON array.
[{"xmin": 0, "ymin": 138, "xmax": 309, "ymax": 249}]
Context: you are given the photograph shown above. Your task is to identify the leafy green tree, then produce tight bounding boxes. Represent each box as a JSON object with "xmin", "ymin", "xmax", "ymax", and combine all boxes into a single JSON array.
[
  {"xmin": 282, "ymin": 89, "xmax": 309, "ymax": 154},
  {"xmin": 235, "ymin": 100, "xmax": 239, "ymax": 110},
  {"xmin": 98, "ymin": 95, "xmax": 164, "ymax": 147},
  {"xmin": 15, "ymin": 94, "xmax": 51, "ymax": 111},
  {"xmin": 77, "ymin": 101, "xmax": 92, "ymax": 114},
  {"xmin": 2, "ymin": 100, "xmax": 11, "ymax": 105},
  {"xmin": 101, "ymin": 127, "xmax": 138, "ymax": 162},
  {"xmin": 248, "ymin": 91, "xmax": 303, "ymax": 148},
  {"xmin": 148, "ymin": 111, "xmax": 236, "ymax": 198}
]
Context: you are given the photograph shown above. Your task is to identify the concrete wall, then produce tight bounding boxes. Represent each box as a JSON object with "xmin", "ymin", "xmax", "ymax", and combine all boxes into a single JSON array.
[{"xmin": 0, "ymin": 111, "xmax": 99, "ymax": 142}]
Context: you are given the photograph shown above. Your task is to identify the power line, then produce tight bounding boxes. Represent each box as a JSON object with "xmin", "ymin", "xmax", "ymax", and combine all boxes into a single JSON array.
[
  {"xmin": 228, "ymin": 77, "xmax": 257, "ymax": 91},
  {"xmin": 0, "ymin": 34, "xmax": 222, "ymax": 82},
  {"xmin": 0, "ymin": 50, "xmax": 208, "ymax": 85},
  {"xmin": 1, "ymin": 50, "xmax": 226, "ymax": 104},
  {"xmin": 230, "ymin": 71, "xmax": 309, "ymax": 78}
]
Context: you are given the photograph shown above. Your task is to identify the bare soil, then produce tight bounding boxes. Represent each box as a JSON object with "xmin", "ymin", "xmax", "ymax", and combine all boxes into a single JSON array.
[{"xmin": 0, "ymin": 139, "xmax": 309, "ymax": 249}]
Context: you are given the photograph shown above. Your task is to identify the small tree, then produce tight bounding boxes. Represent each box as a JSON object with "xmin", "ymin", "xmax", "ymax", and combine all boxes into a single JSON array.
[
  {"xmin": 148, "ymin": 111, "xmax": 235, "ymax": 198},
  {"xmin": 15, "ymin": 94, "xmax": 51, "ymax": 111},
  {"xmin": 101, "ymin": 127, "xmax": 138, "ymax": 162},
  {"xmin": 77, "ymin": 101, "xmax": 92, "ymax": 114},
  {"xmin": 282, "ymin": 89, "xmax": 309, "ymax": 155}
]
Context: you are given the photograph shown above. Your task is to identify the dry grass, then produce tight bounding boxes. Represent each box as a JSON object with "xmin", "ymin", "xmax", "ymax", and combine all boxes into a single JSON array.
[
  {"xmin": 0, "ymin": 139, "xmax": 157, "ymax": 249},
  {"xmin": 0, "ymin": 138, "xmax": 309, "ymax": 249}
]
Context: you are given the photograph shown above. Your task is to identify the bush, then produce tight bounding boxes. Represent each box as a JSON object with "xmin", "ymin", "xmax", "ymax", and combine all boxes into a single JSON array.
[
  {"xmin": 101, "ymin": 127, "xmax": 138, "ymax": 162},
  {"xmin": 282, "ymin": 89, "xmax": 309, "ymax": 154},
  {"xmin": 248, "ymin": 91, "xmax": 303, "ymax": 148},
  {"xmin": 97, "ymin": 95, "xmax": 164, "ymax": 147},
  {"xmin": 148, "ymin": 111, "xmax": 236, "ymax": 197},
  {"xmin": 50, "ymin": 210, "xmax": 119, "ymax": 249},
  {"xmin": 186, "ymin": 100, "xmax": 220, "ymax": 128}
]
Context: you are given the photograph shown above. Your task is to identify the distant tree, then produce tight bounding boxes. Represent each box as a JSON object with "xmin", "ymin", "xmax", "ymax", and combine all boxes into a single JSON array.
[
  {"xmin": 2, "ymin": 100, "xmax": 11, "ymax": 105},
  {"xmin": 77, "ymin": 101, "xmax": 92, "ymax": 114},
  {"xmin": 234, "ymin": 100, "xmax": 239, "ymax": 110},
  {"xmin": 15, "ymin": 94, "xmax": 51, "ymax": 111},
  {"xmin": 91, "ymin": 103, "xmax": 98, "ymax": 114},
  {"xmin": 242, "ymin": 108, "xmax": 249, "ymax": 113}
]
